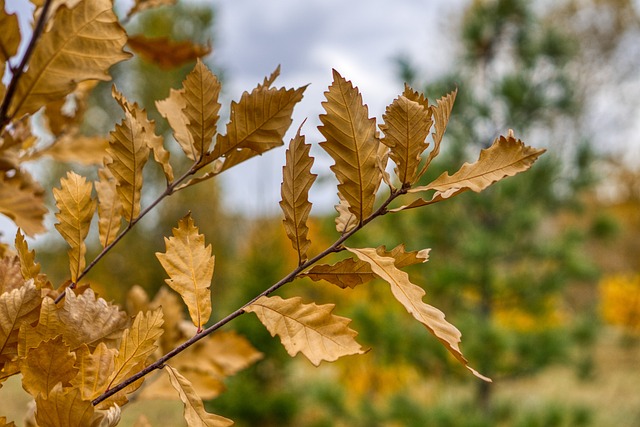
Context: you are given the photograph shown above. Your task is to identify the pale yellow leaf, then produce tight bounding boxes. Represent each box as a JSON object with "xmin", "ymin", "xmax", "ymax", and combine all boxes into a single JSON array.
[
  {"xmin": 334, "ymin": 192, "xmax": 357, "ymax": 234},
  {"xmin": 280, "ymin": 124, "xmax": 317, "ymax": 264},
  {"xmin": 106, "ymin": 87, "xmax": 150, "ymax": 222},
  {"xmin": 380, "ymin": 86, "xmax": 432, "ymax": 185},
  {"xmin": 28, "ymin": 134, "xmax": 109, "ymax": 166},
  {"xmin": 417, "ymin": 89, "xmax": 457, "ymax": 179},
  {"xmin": 128, "ymin": 34, "xmax": 211, "ymax": 69},
  {"xmin": 156, "ymin": 213, "xmax": 214, "ymax": 330},
  {"xmin": 183, "ymin": 59, "xmax": 221, "ymax": 161},
  {"xmin": 164, "ymin": 365, "xmax": 234, "ymax": 427},
  {"xmin": 108, "ymin": 308, "xmax": 163, "ymax": 388},
  {"xmin": 53, "ymin": 171, "xmax": 95, "ymax": 282},
  {"xmin": 190, "ymin": 330, "xmax": 262, "ymax": 377},
  {"xmin": 156, "ymin": 88, "xmax": 192, "ymax": 160},
  {"xmin": 0, "ymin": 281, "xmax": 41, "ymax": 365},
  {"xmin": 95, "ymin": 168, "xmax": 123, "ymax": 249},
  {"xmin": 35, "ymin": 383, "xmax": 97, "ymax": 427},
  {"xmin": 8, "ymin": 0, "xmax": 131, "ymax": 120},
  {"xmin": 245, "ymin": 295, "xmax": 364, "ymax": 366},
  {"xmin": 137, "ymin": 108, "xmax": 174, "ymax": 184},
  {"xmin": 411, "ymin": 132, "xmax": 546, "ymax": 197},
  {"xmin": 210, "ymin": 79, "xmax": 306, "ymax": 160},
  {"xmin": 126, "ymin": 285, "xmax": 149, "ymax": 316},
  {"xmin": 71, "ymin": 343, "xmax": 117, "ymax": 401},
  {"xmin": 319, "ymin": 70, "xmax": 381, "ymax": 223},
  {"xmin": 0, "ymin": 256, "xmax": 24, "ymax": 295},
  {"xmin": 0, "ymin": 171, "xmax": 47, "ymax": 236},
  {"xmin": 21, "ymin": 335, "xmax": 78, "ymax": 397},
  {"xmin": 15, "ymin": 229, "xmax": 41, "ymax": 281},
  {"xmin": 346, "ymin": 247, "xmax": 490, "ymax": 381},
  {"xmin": 58, "ymin": 288, "xmax": 129, "ymax": 350}
]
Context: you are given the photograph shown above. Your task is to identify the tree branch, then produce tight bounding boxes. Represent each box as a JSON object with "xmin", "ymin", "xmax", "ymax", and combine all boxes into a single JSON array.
[{"xmin": 92, "ymin": 187, "xmax": 405, "ymax": 406}]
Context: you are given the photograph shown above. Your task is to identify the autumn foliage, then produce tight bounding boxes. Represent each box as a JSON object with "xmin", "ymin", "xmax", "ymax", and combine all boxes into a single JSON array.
[{"xmin": 0, "ymin": 0, "xmax": 545, "ymax": 425}]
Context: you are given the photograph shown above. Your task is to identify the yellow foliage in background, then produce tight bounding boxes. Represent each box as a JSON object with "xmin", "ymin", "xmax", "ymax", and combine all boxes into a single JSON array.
[
  {"xmin": 600, "ymin": 274, "xmax": 640, "ymax": 334},
  {"xmin": 494, "ymin": 297, "xmax": 565, "ymax": 332}
]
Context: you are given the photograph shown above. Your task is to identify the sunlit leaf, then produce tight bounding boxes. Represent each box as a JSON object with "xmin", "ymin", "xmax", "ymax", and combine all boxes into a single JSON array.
[
  {"xmin": 53, "ymin": 171, "xmax": 96, "ymax": 282},
  {"xmin": 280, "ymin": 124, "xmax": 317, "ymax": 264},
  {"xmin": 71, "ymin": 343, "xmax": 117, "ymax": 401},
  {"xmin": 380, "ymin": 85, "xmax": 432, "ymax": 185},
  {"xmin": 95, "ymin": 168, "xmax": 123, "ymax": 249},
  {"xmin": 0, "ymin": 281, "xmax": 41, "ymax": 365},
  {"xmin": 8, "ymin": 0, "xmax": 131, "ymax": 119},
  {"xmin": 0, "ymin": 170, "xmax": 47, "ymax": 236},
  {"xmin": 245, "ymin": 295, "xmax": 364, "ymax": 366},
  {"xmin": 35, "ymin": 383, "xmax": 96, "ymax": 427},
  {"xmin": 18, "ymin": 297, "xmax": 59, "ymax": 357},
  {"xmin": 128, "ymin": 35, "xmax": 211, "ymax": 69},
  {"xmin": 156, "ymin": 213, "xmax": 214, "ymax": 330},
  {"xmin": 334, "ymin": 192, "xmax": 357, "ymax": 234},
  {"xmin": 15, "ymin": 229, "xmax": 41, "ymax": 281},
  {"xmin": 417, "ymin": 89, "xmax": 457, "ymax": 179},
  {"xmin": 108, "ymin": 308, "xmax": 163, "ymax": 388},
  {"xmin": 319, "ymin": 70, "xmax": 381, "ymax": 223},
  {"xmin": 107, "ymin": 86, "xmax": 151, "ymax": 222},
  {"xmin": 29, "ymin": 134, "xmax": 109, "ymax": 166},
  {"xmin": 346, "ymin": 247, "xmax": 490, "ymax": 381},
  {"xmin": 21, "ymin": 335, "xmax": 78, "ymax": 397},
  {"xmin": 0, "ymin": 256, "xmax": 24, "ymax": 295},
  {"xmin": 164, "ymin": 365, "xmax": 234, "ymax": 427}
]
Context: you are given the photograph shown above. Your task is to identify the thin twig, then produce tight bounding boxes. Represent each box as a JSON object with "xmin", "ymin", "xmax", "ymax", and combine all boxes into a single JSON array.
[
  {"xmin": 92, "ymin": 187, "xmax": 405, "ymax": 406},
  {"xmin": 54, "ymin": 163, "xmax": 200, "ymax": 304},
  {"xmin": 0, "ymin": 0, "xmax": 54, "ymax": 128}
]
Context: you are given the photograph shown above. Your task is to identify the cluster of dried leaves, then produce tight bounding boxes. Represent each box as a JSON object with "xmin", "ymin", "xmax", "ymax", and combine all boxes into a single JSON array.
[{"xmin": 0, "ymin": 0, "xmax": 545, "ymax": 425}]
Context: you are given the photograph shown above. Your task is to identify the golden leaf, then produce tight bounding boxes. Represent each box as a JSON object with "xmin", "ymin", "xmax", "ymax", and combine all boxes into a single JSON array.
[
  {"xmin": 0, "ymin": 256, "xmax": 24, "ymax": 295},
  {"xmin": 411, "ymin": 132, "xmax": 546, "ymax": 195},
  {"xmin": 156, "ymin": 88, "xmax": 191, "ymax": 160},
  {"xmin": 138, "ymin": 108, "xmax": 174, "ymax": 184},
  {"xmin": 128, "ymin": 34, "xmax": 211, "ymax": 69},
  {"xmin": 245, "ymin": 295, "xmax": 364, "ymax": 366},
  {"xmin": 210, "ymin": 79, "xmax": 306, "ymax": 161},
  {"xmin": 53, "ymin": 171, "xmax": 95, "ymax": 282},
  {"xmin": 18, "ymin": 297, "xmax": 59, "ymax": 357},
  {"xmin": 303, "ymin": 244, "xmax": 430, "ymax": 289},
  {"xmin": 28, "ymin": 134, "xmax": 109, "ymax": 166},
  {"xmin": 58, "ymin": 288, "xmax": 129, "ymax": 350},
  {"xmin": 0, "ymin": 416, "xmax": 15, "ymax": 427},
  {"xmin": 417, "ymin": 89, "xmax": 457, "ymax": 179},
  {"xmin": 318, "ymin": 70, "xmax": 381, "ymax": 223},
  {"xmin": 127, "ymin": 0, "xmax": 176, "ymax": 17},
  {"xmin": 203, "ymin": 331, "xmax": 263, "ymax": 376},
  {"xmin": 71, "ymin": 343, "xmax": 116, "ymax": 400},
  {"xmin": 150, "ymin": 287, "xmax": 184, "ymax": 352},
  {"xmin": 0, "ymin": 170, "xmax": 47, "ymax": 236},
  {"xmin": 183, "ymin": 59, "xmax": 221, "ymax": 161},
  {"xmin": 14, "ymin": 230, "xmax": 41, "ymax": 281},
  {"xmin": 380, "ymin": 86, "xmax": 432, "ymax": 185},
  {"xmin": 346, "ymin": 247, "xmax": 490, "ymax": 381},
  {"xmin": 8, "ymin": 0, "xmax": 131, "ymax": 120},
  {"xmin": 95, "ymin": 168, "xmax": 123, "ymax": 249},
  {"xmin": 164, "ymin": 365, "xmax": 234, "ymax": 427},
  {"xmin": 0, "ymin": 0, "xmax": 20, "ymax": 63},
  {"xmin": 106, "ymin": 87, "xmax": 151, "ymax": 222},
  {"xmin": 126, "ymin": 285, "xmax": 149, "ymax": 316},
  {"xmin": 280, "ymin": 124, "xmax": 317, "ymax": 264},
  {"xmin": 35, "ymin": 383, "xmax": 96, "ymax": 427},
  {"xmin": 0, "ymin": 281, "xmax": 41, "ymax": 365},
  {"xmin": 156, "ymin": 213, "xmax": 214, "ymax": 330},
  {"xmin": 21, "ymin": 336, "xmax": 78, "ymax": 397},
  {"xmin": 334, "ymin": 192, "xmax": 356, "ymax": 234},
  {"xmin": 108, "ymin": 308, "xmax": 163, "ymax": 388}
]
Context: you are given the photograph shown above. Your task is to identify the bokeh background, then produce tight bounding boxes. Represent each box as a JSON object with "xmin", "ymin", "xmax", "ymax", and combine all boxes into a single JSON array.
[{"xmin": 2, "ymin": 0, "xmax": 640, "ymax": 426}]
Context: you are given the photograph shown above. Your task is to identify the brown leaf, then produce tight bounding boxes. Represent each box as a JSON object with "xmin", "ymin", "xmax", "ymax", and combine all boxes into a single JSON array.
[
  {"xmin": 195, "ymin": 330, "xmax": 263, "ymax": 377},
  {"xmin": 417, "ymin": 89, "xmax": 457, "ymax": 179},
  {"xmin": 0, "ymin": 256, "xmax": 24, "ymax": 295},
  {"xmin": 107, "ymin": 87, "xmax": 152, "ymax": 222},
  {"xmin": 319, "ymin": 70, "xmax": 381, "ymax": 223},
  {"xmin": 14, "ymin": 230, "xmax": 41, "ymax": 281},
  {"xmin": 150, "ymin": 286, "xmax": 184, "ymax": 352},
  {"xmin": 71, "ymin": 343, "xmax": 117, "ymax": 401},
  {"xmin": 0, "ymin": 416, "xmax": 16, "ymax": 427},
  {"xmin": 156, "ymin": 213, "xmax": 214, "ymax": 330},
  {"xmin": 380, "ymin": 86, "xmax": 432, "ymax": 185},
  {"xmin": 29, "ymin": 134, "xmax": 109, "ymax": 166},
  {"xmin": 164, "ymin": 365, "xmax": 234, "ymax": 427},
  {"xmin": 0, "ymin": 0, "xmax": 20, "ymax": 68},
  {"xmin": 53, "ymin": 171, "xmax": 95, "ymax": 282},
  {"xmin": 18, "ymin": 297, "xmax": 60, "ymax": 358},
  {"xmin": 280, "ymin": 124, "xmax": 317, "ymax": 264},
  {"xmin": 411, "ymin": 132, "xmax": 546, "ymax": 197},
  {"xmin": 0, "ymin": 170, "xmax": 47, "ymax": 236},
  {"xmin": 8, "ymin": 0, "xmax": 131, "ymax": 120},
  {"xmin": 128, "ymin": 34, "xmax": 211, "ymax": 69},
  {"xmin": 334, "ymin": 192, "xmax": 357, "ymax": 234},
  {"xmin": 0, "ymin": 281, "xmax": 41, "ymax": 365},
  {"xmin": 108, "ymin": 308, "xmax": 163, "ymax": 388},
  {"xmin": 127, "ymin": 0, "xmax": 176, "ymax": 17},
  {"xmin": 245, "ymin": 295, "xmax": 364, "ymax": 366},
  {"xmin": 21, "ymin": 336, "xmax": 78, "ymax": 397},
  {"xmin": 156, "ymin": 88, "xmax": 191, "ymax": 159},
  {"xmin": 346, "ymin": 247, "xmax": 490, "ymax": 381},
  {"xmin": 35, "ymin": 383, "xmax": 97, "ymax": 427},
  {"xmin": 95, "ymin": 168, "xmax": 123, "ymax": 249},
  {"xmin": 211, "ymin": 79, "xmax": 306, "ymax": 161}
]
